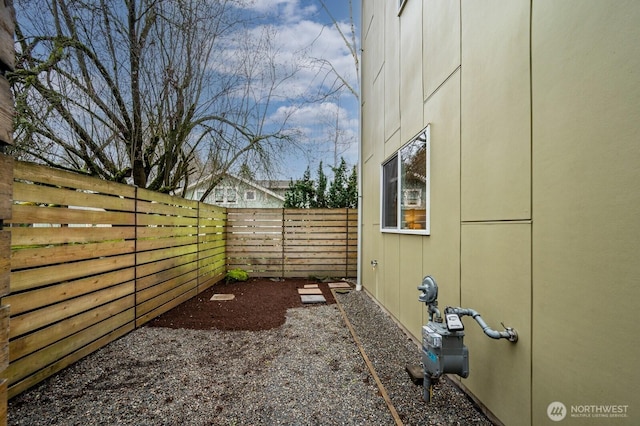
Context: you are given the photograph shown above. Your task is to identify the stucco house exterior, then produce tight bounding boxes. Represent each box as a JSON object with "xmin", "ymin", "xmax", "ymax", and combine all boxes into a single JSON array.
[
  {"xmin": 182, "ymin": 173, "xmax": 287, "ymax": 208},
  {"xmin": 359, "ymin": 1, "xmax": 639, "ymax": 425}
]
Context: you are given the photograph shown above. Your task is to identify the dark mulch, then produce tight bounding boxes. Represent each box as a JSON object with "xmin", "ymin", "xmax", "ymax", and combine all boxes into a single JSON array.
[{"xmin": 147, "ymin": 278, "xmax": 338, "ymax": 331}]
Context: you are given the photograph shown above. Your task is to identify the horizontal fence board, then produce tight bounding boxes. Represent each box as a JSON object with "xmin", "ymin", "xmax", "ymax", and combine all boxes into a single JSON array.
[
  {"xmin": 135, "ymin": 253, "xmax": 199, "ymax": 282},
  {"xmin": 284, "ymin": 264, "xmax": 350, "ymax": 271},
  {"xmin": 11, "ymin": 240, "xmax": 135, "ymax": 269},
  {"xmin": 135, "ymin": 287, "xmax": 197, "ymax": 328},
  {"xmin": 227, "ymin": 219, "xmax": 284, "ymax": 227},
  {"xmin": 228, "ymin": 208, "xmax": 283, "ymax": 215},
  {"xmin": 283, "ymin": 239, "xmax": 348, "ymax": 247},
  {"xmin": 228, "ymin": 267, "xmax": 282, "ymax": 276},
  {"xmin": 285, "ymin": 258, "xmax": 349, "ymax": 266},
  {"xmin": 283, "ymin": 270, "xmax": 350, "ymax": 278},
  {"xmin": 13, "ymin": 161, "xmax": 136, "ymax": 199},
  {"xmin": 9, "ymin": 226, "xmax": 135, "ymax": 246},
  {"xmin": 136, "ymin": 187, "xmax": 199, "ymax": 208},
  {"xmin": 8, "ymin": 322, "xmax": 135, "ymax": 399},
  {"xmin": 136, "ymin": 280, "xmax": 197, "ymax": 318},
  {"xmin": 283, "ymin": 235, "xmax": 348, "ymax": 242},
  {"xmin": 10, "ymin": 254, "xmax": 136, "ymax": 293},
  {"xmin": 226, "ymin": 258, "xmax": 283, "ymax": 268},
  {"xmin": 226, "ymin": 245, "xmax": 282, "ymax": 258},
  {"xmin": 283, "ymin": 245, "xmax": 349, "ymax": 253},
  {"xmin": 227, "ymin": 236, "xmax": 281, "ymax": 242},
  {"xmin": 136, "ymin": 199, "xmax": 198, "ymax": 217},
  {"xmin": 136, "ymin": 214, "xmax": 198, "ymax": 227},
  {"xmin": 199, "ymin": 259, "xmax": 225, "ymax": 273},
  {"xmin": 284, "ymin": 254, "xmax": 348, "ymax": 261},
  {"xmin": 9, "ymin": 296, "xmax": 134, "ymax": 362},
  {"xmin": 198, "ymin": 239, "xmax": 225, "ymax": 253},
  {"xmin": 198, "ymin": 233, "xmax": 226, "ymax": 244},
  {"xmin": 199, "ymin": 204, "xmax": 226, "ymax": 215},
  {"xmin": 7, "ymin": 308, "xmax": 134, "ymax": 385},
  {"xmin": 136, "ymin": 235, "xmax": 198, "ymax": 252},
  {"xmin": 13, "ymin": 181, "xmax": 135, "ymax": 212},
  {"xmin": 9, "ymin": 282, "xmax": 135, "ymax": 339},
  {"xmin": 136, "ymin": 261, "xmax": 198, "ymax": 293},
  {"xmin": 136, "ymin": 244, "xmax": 199, "ymax": 265},
  {"xmin": 198, "ymin": 263, "xmax": 225, "ymax": 280},
  {"xmin": 9, "ymin": 204, "xmax": 134, "ymax": 226},
  {"xmin": 199, "ymin": 252, "xmax": 226, "ymax": 266},
  {"xmin": 4, "ymin": 268, "xmax": 136, "ymax": 315},
  {"xmin": 284, "ymin": 228, "xmax": 349, "ymax": 235},
  {"xmin": 137, "ymin": 226, "xmax": 198, "ymax": 239},
  {"xmin": 284, "ymin": 209, "xmax": 349, "ymax": 218},
  {"xmin": 228, "ymin": 257, "xmax": 283, "ymax": 266},
  {"xmin": 136, "ymin": 270, "xmax": 199, "ymax": 304},
  {"xmin": 197, "ymin": 274, "xmax": 224, "ymax": 293},
  {"xmin": 200, "ymin": 218, "xmax": 226, "ymax": 227}
]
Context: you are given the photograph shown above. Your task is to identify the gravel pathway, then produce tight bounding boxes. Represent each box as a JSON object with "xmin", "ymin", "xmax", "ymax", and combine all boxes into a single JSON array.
[{"xmin": 8, "ymin": 289, "xmax": 493, "ymax": 425}]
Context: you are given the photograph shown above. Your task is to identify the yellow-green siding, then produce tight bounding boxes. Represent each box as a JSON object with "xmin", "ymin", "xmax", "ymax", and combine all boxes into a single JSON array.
[{"xmin": 360, "ymin": 1, "xmax": 640, "ymax": 425}]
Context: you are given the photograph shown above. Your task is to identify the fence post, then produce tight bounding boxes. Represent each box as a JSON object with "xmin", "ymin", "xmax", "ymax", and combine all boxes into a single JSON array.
[
  {"xmin": 281, "ymin": 208, "xmax": 285, "ymax": 278},
  {"xmin": 133, "ymin": 186, "xmax": 138, "ymax": 328},
  {"xmin": 196, "ymin": 200, "xmax": 201, "ymax": 293},
  {"xmin": 0, "ymin": 3, "xmax": 15, "ymax": 423}
]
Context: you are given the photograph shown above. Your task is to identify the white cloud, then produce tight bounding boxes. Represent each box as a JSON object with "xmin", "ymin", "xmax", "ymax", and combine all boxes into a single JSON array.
[
  {"xmin": 221, "ymin": 1, "xmax": 358, "ymax": 98},
  {"xmin": 225, "ymin": 0, "xmax": 360, "ymax": 177},
  {"xmin": 271, "ymin": 102, "xmax": 358, "ymax": 155},
  {"xmin": 237, "ymin": 0, "xmax": 318, "ymax": 23}
]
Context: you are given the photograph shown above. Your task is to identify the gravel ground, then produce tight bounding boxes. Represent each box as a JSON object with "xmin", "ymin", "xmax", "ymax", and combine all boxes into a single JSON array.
[{"xmin": 8, "ymin": 289, "xmax": 493, "ymax": 425}]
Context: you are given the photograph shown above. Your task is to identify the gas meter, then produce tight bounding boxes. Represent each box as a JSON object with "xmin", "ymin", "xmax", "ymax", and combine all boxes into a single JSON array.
[{"xmin": 416, "ymin": 276, "xmax": 517, "ymax": 402}]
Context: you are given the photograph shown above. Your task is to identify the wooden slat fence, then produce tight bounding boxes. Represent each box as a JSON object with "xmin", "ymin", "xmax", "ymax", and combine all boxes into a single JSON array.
[
  {"xmin": 226, "ymin": 208, "xmax": 284, "ymax": 277},
  {"xmin": 1, "ymin": 161, "xmax": 356, "ymax": 400},
  {"xmin": 226, "ymin": 208, "xmax": 357, "ymax": 278},
  {"xmin": 3, "ymin": 161, "xmax": 226, "ymax": 398}
]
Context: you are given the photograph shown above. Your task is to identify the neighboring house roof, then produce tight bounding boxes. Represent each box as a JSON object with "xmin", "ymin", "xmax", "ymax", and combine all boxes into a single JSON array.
[
  {"xmin": 182, "ymin": 173, "xmax": 286, "ymax": 207},
  {"xmin": 257, "ymin": 179, "xmax": 290, "ymax": 190}
]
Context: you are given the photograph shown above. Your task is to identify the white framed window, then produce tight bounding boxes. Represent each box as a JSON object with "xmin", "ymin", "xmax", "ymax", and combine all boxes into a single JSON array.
[
  {"xmin": 226, "ymin": 187, "xmax": 237, "ymax": 203},
  {"xmin": 245, "ymin": 190, "xmax": 256, "ymax": 201},
  {"xmin": 214, "ymin": 188, "xmax": 225, "ymax": 203},
  {"xmin": 381, "ymin": 125, "xmax": 430, "ymax": 235},
  {"xmin": 214, "ymin": 186, "xmax": 238, "ymax": 204}
]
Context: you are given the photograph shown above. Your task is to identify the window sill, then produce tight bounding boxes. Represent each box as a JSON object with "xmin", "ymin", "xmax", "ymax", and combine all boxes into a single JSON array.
[{"xmin": 381, "ymin": 228, "xmax": 430, "ymax": 236}]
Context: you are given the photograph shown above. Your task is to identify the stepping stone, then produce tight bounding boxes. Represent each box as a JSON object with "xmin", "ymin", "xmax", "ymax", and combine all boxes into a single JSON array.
[
  {"xmin": 328, "ymin": 282, "xmax": 351, "ymax": 289},
  {"xmin": 303, "ymin": 284, "xmax": 319, "ymax": 289},
  {"xmin": 300, "ymin": 295, "xmax": 326, "ymax": 304},
  {"xmin": 298, "ymin": 288, "xmax": 323, "ymax": 295},
  {"xmin": 210, "ymin": 294, "xmax": 235, "ymax": 301}
]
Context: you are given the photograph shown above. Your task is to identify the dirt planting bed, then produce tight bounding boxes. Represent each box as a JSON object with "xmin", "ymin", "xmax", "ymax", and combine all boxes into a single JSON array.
[{"xmin": 148, "ymin": 277, "xmax": 336, "ymax": 331}]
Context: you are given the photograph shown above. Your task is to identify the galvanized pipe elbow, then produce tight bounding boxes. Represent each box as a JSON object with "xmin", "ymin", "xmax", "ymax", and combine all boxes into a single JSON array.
[{"xmin": 448, "ymin": 307, "xmax": 518, "ymax": 343}]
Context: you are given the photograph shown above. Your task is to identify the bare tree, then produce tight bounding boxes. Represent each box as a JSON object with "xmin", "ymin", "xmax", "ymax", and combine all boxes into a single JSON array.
[
  {"xmin": 304, "ymin": 0, "xmax": 359, "ymax": 169},
  {"xmin": 317, "ymin": 0, "xmax": 359, "ymax": 102},
  {"xmin": 11, "ymin": 0, "xmax": 301, "ymax": 196}
]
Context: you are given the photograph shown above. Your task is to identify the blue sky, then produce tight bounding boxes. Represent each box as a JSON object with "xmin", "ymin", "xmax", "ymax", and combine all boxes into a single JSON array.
[
  {"xmin": 237, "ymin": 0, "xmax": 361, "ymax": 180},
  {"xmin": 15, "ymin": 0, "xmax": 360, "ymax": 183}
]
